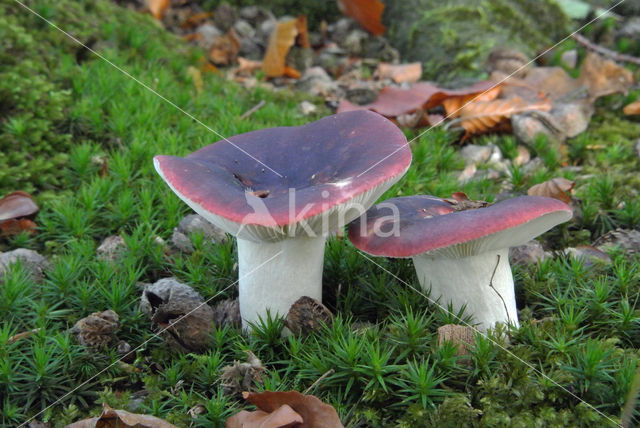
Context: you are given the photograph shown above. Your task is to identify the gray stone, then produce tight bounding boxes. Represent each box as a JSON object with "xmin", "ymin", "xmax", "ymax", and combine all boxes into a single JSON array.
[
  {"xmin": 140, "ymin": 278, "xmax": 214, "ymax": 353},
  {"xmin": 345, "ymin": 87, "xmax": 378, "ymax": 105},
  {"xmin": 635, "ymin": 139, "xmax": 640, "ymax": 160},
  {"xmin": 564, "ymin": 246, "xmax": 612, "ymax": 267},
  {"xmin": 298, "ymin": 101, "xmax": 317, "ymax": 115},
  {"xmin": 329, "ymin": 18, "xmax": 359, "ymax": 42},
  {"xmin": 170, "ymin": 228, "xmax": 195, "ymax": 253},
  {"xmin": 509, "ymin": 240, "xmax": 547, "ymax": 266},
  {"xmin": 234, "ymin": 19, "xmax": 255, "ymax": 39},
  {"xmin": 315, "ymin": 46, "xmax": 348, "ymax": 76},
  {"xmin": 97, "ymin": 235, "xmax": 127, "ymax": 262},
  {"xmin": 213, "ymin": 3, "xmax": 237, "ymax": 33},
  {"xmin": 239, "ymin": 6, "xmax": 275, "ymax": 25},
  {"xmin": 178, "ymin": 214, "xmax": 227, "ymax": 244},
  {"xmin": 512, "ymin": 110, "xmax": 565, "ymax": 147},
  {"xmin": 560, "ymin": 49, "xmax": 578, "ymax": 69},
  {"xmin": 551, "ymin": 102, "xmax": 593, "ymax": 138},
  {"xmin": 239, "ymin": 37, "xmax": 263, "ymax": 60},
  {"xmin": 362, "ymin": 37, "xmax": 399, "ymax": 63},
  {"xmin": 594, "ymin": 229, "xmax": 640, "ymax": 255},
  {"xmin": 0, "ymin": 248, "xmax": 49, "ymax": 282},
  {"xmin": 617, "ymin": 17, "xmax": 640, "ymax": 39},
  {"xmin": 296, "ymin": 67, "xmax": 341, "ymax": 97},
  {"xmin": 285, "ymin": 47, "xmax": 314, "ymax": 73},
  {"xmin": 341, "ymin": 29, "xmax": 368, "ymax": 56},
  {"xmin": 460, "ymin": 144, "xmax": 501, "ymax": 165},
  {"xmin": 195, "ymin": 23, "xmax": 223, "ymax": 47}
]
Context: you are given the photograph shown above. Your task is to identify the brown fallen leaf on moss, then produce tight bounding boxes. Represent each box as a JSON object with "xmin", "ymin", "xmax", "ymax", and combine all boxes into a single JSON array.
[
  {"xmin": 578, "ymin": 52, "xmax": 635, "ymax": 100},
  {"xmin": 496, "ymin": 67, "xmax": 582, "ymax": 102},
  {"xmin": 66, "ymin": 403, "xmax": 178, "ymax": 428},
  {"xmin": 337, "ymin": 0, "xmax": 386, "ymax": 36},
  {"xmin": 147, "ymin": 0, "xmax": 169, "ymax": 20},
  {"xmin": 220, "ymin": 351, "xmax": 266, "ymax": 397},
  {"xmin": 180, "ymin": 12, "xmax": 213, "ymax": 29},
  {"xmin": 623, "ymin": 99, "xmax": 640, "ymax": 116},
  {"xmin": 209, "ymin": 29, "xmax": 241, "ymax": 66},
  {"xmin": 226, "ymin": 390, "xmax": 344, "ymax": 428},
  {"xmin": 226, "ymin": 404, "xmax": 303, "ymax": 428},
  {"xmin": 455, "ymin": 96, "xmax": 552, "ymax": 139},
  {"xmin": 376, "ymin": 62, "xmax": 422, "ymax": 83},
  {"xmin": 262, "ymin": 17, "xmax": 307, "ymax": 78},
  {"xmin": 0, "ymin": 218, "xmax": 37, "ymax": 236},
  {"xmin": 527, "ymin": 177, "xmax": 575, "ymax": 204}
]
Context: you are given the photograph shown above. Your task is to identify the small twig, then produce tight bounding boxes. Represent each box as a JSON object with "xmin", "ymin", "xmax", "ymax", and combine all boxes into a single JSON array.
[
  {"xmin": 303, "ymin": 369, "xmax": 334, "ymax": 394},
  {"xmin": 572, "ymin": 33, "xmax": 640, "ymax": 66},
  {"xmin": 488, "ymin": 255, "xmax": 511, "ymax": 326},
  {"xmin": 8, "ymin": 328, "xmax": 40, "ymax": 344},
  {"xmin": 239, "ymin": 100, "xmax": 266, "ymax": 120}
]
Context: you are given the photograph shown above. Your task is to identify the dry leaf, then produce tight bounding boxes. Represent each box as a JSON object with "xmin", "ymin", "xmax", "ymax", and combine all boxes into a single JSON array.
[
  {"xmin": 623, "ymin": 99, "xmax": 640, "ymax": 116},
  {"xmin": 226, "ymin": 405, "xmax": 303, "ymax": 428},
  {"xmin": 495, "ymin": 67, "xmax": 582, "ymax": 103},
  {"xmin": 285, "ymin": 296, "xmax": 333, "ymax": 337},
  {"xmin": 0, "ymin": 218, "xmax": 37, "ymax": 236},
  {"xmin": 376, "ymin": 62, "xmax": 422, "ymax": 83},
  {"xmin": 262, "ymin": 17, "xmax": 307, "ymax": 78},
  {"xmin": 336, "ymin": 0, "xmax": 386, "ymax": 36},
  {"xmin": 578, "ymin": 52, "xmax": 635, "ymax": 99},
  {"xmin": 437, "ymin": 324, "xmax": 476, "ymax": 356},
  {"xmin": 180, "ymin": 12, "xmax": 213, "ymax": 29},
  {"xmin": 457, "ymin": 96, "xmax": 552, "ymax": 138},
  {"xmin": 443, "ymin": 192, "xmax": 490, "ymax": 211},
  {"xmin": 0, "ymin": 191, "xmax": 38, "ymax": 222},
  {"xmin": 66, "ymin": 403, "xmax": 178, "ymax": 428},
  {"xmin": 440, "ymin": 84, "xmax": 502, "ymax": 118},
  {"xmin": 147, "ymin": 0, "xmax": 169, "ymax": 20},
  {"xmin": 237, "ymin": 57, "xmax": 264, "ymax": 76},
  {"xmin": 70, "ymin": 310, "xmax": 120, "ymax": 349},
  {"xmin": 220, "ymin": 351, "xmax": 266, "ymax": 397},
  {"xmin": 209, "ymin": 29, "xmax": 241, "ymax": 66},
  {"xmin": 227, "ymin": 390, "xmax": 344, "ymax": 428},
  {"xmin": 527, "ymin": 177, "xmax": 575, "ymax": 204},
  {"xmin": 415, "ymin": 80, "xmax": 500, "ymax": 111},
  {"xmin": 295, "ymin": 15, "xmax": 310, "ymax": 49},
  {"xmin": 186, "ymin": 66, "xmax": 203, "ymax": 95}
]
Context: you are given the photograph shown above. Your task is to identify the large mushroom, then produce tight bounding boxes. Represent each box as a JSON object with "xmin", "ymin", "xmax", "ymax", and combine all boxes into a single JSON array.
[
  {"xmin": 348, "ymin": 194, "xmax": 572, "ymax": 330},
  {"xmin": 154, "ymin": 111, "xmax": 411, "ymax": 329}
]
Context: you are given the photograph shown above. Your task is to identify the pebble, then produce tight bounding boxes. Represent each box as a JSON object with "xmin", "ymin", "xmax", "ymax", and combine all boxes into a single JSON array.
[
  {"xmin": 178, "ymin": 214, "xmax": 227, "ymax": 244},
  {"xmin": 0, "ymin": 248, "xmax": 49, "ymax": 282},
  {"xmin": 509, "ymin": 240, "xmax": 547, "ymax": 266},
  {"xmin": 96, "ymin": 235, "xmax": 127, "ymax": 262},
  {"xmin": 298, "ymin": 100, "xmax": 317, "ymax": 115}
]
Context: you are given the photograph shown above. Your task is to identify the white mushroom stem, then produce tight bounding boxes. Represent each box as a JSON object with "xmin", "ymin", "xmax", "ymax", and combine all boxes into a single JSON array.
[
  {"xmin": 237, "ymin": 236, "xmax": 326, "ymax": 330},
  {"xmin": 411, "ymin": 248, "xmax": 519, "ymax": 331}
]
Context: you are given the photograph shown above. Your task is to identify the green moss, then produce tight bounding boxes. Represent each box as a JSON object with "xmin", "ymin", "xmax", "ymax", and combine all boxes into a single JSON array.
[{"xmin": 384, "ymin": 0, "xmax": 570, "ymax": 83}]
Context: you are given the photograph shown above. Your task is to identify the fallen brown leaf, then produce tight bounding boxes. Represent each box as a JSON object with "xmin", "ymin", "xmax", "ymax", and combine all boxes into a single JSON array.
[
  {"xmin": 226, "ymin": 390, "xmax": 344, "ymax": 428},
  {"xmin": 147, "ymin": 0, "xmax": 169, "ymax": 20},
  {"xmin": 376, "ymin": 62, "xmax": 422, "ymax": 83},
  {"xmin": 456, "ymin": 96, "xmax": 552, "ymax": 139},
  {"xmin": 578, "ymin": 52, "xmax": 635, "ymax": 99},
  {"xmin": 527, "ymin": 177, "xmax": 575, "ymax": 204},
  {"xmin": 66, "ymin": 403, "xmax": 178, "ymax": 428},
  {"xmin": 209, "ymin": 29, "xmax": 241, "ymax": 66},
  {"xmin": 337, "ymin": 0, "xmax": 386, "ymax": 36},
  {"xmin": 237, "ymin": 57, "xmax": 263, "ymax": 75},
  {"xmin": 226, "ymin": 405, "xmax": 303, "ymax": 428},
  {"xmin": 0, "ymin": 218, "xmax": 37, "ymax": 236},
  {"xmin": 623, "ymin": 99, "xmax": 640, "ymax": 116},
  {"xmin": 262, "ymin": 17, "xmax": 306, "ymax": 78},
  {"xmin": 180, "ymin": 12, "xmax": 213, "ymax": 29}
]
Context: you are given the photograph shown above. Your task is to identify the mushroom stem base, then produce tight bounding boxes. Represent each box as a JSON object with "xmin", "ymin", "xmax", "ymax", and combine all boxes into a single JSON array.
[
  {"xmin": 412, "ymin": 248, "xmax": 518, "ymax": 331},
  {"xmin": 237, "ymin": 236, "xmax": 326, "ymax": 330}
]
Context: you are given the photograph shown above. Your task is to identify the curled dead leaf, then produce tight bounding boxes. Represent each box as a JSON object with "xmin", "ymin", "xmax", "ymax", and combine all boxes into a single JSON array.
[
  {"xmin": 454, "ymin": 96, "xmax": 552, "ymax": 139},
  {"xmin": 226, "ymin": 390, "xmax": 344, "ymax": 428},
  {"xmin": 147, "ymin": 0, "xmax": 169, "ymax": 20},
  {"xmin": 376, "ymin": 62, "xmax": 422, "ymax": 83},
  {"xmin": 527, "ymin": 177, "xmax": 575, "ymax": 204},
  {"xmin": 209, "ymin": 29, "xmax": 241, "ymax": 66},
  {"xmin": 66, "ymin": 403, "xmax": 178, "ymax": 428},
  {"xmin": 336, "ymin": 0, "xmax": 386, "ymax": 36},
  {"xmin": 578, "ymin": 53, "xmax": 635, "ymax": 100},
  {"xmin": 226, "ymin": 405, "xmax": 303, "ymax": 428},
  {"xmin": 623, "ymin": 100, "xmax": 640, "ymax": 116},
  {"xmin": 262, "ymin": 17, "xmax": 307, "ymax": 78}
]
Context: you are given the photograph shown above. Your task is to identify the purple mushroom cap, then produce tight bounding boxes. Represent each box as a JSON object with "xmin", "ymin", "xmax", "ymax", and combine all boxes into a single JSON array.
[
  {"xmin": 348, "ymin": 195, "xmax": 573, "ymax": 258},
  {"xmin": 154, "ymin": 111, "xmax": 411, "ymax": 237}
]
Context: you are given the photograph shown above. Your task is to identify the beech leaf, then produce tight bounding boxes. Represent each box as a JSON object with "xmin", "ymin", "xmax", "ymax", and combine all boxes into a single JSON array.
[
  {"xmin": 225, "ymin": 405, "xmax": 304, "ymax": 428},
  {"xmin": 147, "ymin": 0, "xmax": 169, "ymax": 20},
  {"xmin": 527, "ymin": 178, "xmax": 575, "ymax": 204},
  {"xmin": 226, "ymin": 390, "xmax": 344, "ymax": 428},
  {"xmin": 578, "ymin": 52, "xmax": 635, "ymax": 99},
  {"xmin": 623, "ymin": 100, "xmax": 640, "ymax": 116},
  {"xmin": 262, "ymin": 17, "xmax": 307, "ymax": 78},
  {"xmin": 66, "ymin": 403, "xmax": 178, "ymax": 428},
  {"xmin": 336, "ymin": 0, "xmax": 386, "ymax": 36},
  {"xmin": 376, "ymin": 62, "xmax": 422, "ymax": 83}
]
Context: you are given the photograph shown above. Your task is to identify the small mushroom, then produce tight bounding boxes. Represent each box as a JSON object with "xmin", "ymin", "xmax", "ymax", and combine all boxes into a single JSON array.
[
  {"xmin": 155, "ymin": 111, "xmax": 411, "ymax": 329},
  {"xmin": 348, "ymin": 195, "xmax": 572, "ymax": 330}
]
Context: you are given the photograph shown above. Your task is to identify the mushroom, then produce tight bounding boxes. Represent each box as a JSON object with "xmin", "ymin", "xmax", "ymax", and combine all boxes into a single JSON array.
[
  {"xmin": 154, "ymin": 111, "xmax": 411, "ymax": 329},
  {"xmin": 348, "ymin": 195, "xmax": 572, "ymax": 330}
]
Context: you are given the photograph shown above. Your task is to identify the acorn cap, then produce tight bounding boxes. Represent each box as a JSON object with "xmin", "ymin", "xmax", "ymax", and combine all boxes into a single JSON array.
[{"xmin": 348, "ymin": 195, "xmax": 572, "ymax": 258}]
